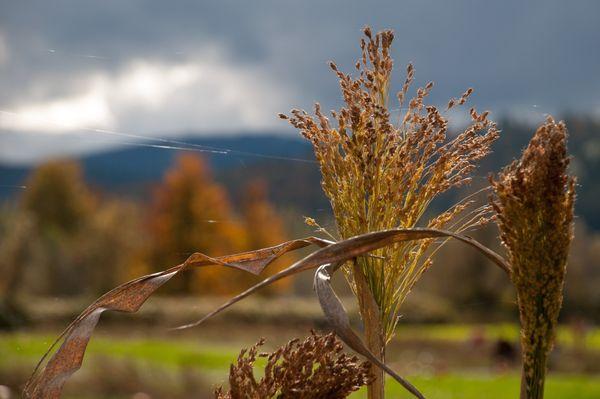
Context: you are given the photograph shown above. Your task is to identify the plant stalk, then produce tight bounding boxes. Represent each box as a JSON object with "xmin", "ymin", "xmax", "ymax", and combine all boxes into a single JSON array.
[
  {"xmin": 520, "ymin": 340, "xmax": 548, "ymax": 399},
  {"xmin": 352, "ymin": 261, "xmax": 385, "ymax": 399}
]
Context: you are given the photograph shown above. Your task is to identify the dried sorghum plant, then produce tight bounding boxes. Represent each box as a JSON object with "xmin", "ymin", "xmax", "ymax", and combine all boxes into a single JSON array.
[
  {"xmin": 214, "ymin": 331, "xmax": 372, "ymax": 399},
  {"xmin": 490, "ymin": 117, "xmax": 576, "ymax": 399},
  {"xmin": 281, "ymin": 27, "xmax": 498, "ymax": 398}
]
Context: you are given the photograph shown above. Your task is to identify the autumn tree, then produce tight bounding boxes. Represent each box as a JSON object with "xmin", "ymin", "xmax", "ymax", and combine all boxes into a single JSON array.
[
  {"xmin": 23, "ymin": 160, "xmax": 93, "ymax": 235},
  {"xmin": 9, "ymin": 160, "xmax": 148, "ymax": 297},
  {"xmin": 81, "ymin": 200, "xmax": 146, "ymax": 295},
  {"xmin": 20, "ymin": 160, "xmax": 95, "ymax": 295},
  {"xmin": 148, "ymin": 154, "xmax": 246, "ymax": 294},
  {"xmin": 239, "ymin": 179, "xmax": 293, "ymax": 294}
]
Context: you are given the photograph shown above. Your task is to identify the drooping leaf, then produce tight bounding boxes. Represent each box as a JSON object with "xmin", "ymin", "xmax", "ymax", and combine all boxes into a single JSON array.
[
  {"xmin": 176, "ymin": 228, "xmax": 509, "ymax": 331},
  {"xmin": 26, "ymin": 228, "xmax": 508, "ymax": 398},
  {"xmin": 312, "ymin": 229, "xmax": 510, "ymax": 399},
  {"xmin": 314, "ymin": 263, "xmax": 425, "ymax": 399},
  {"xmin": 175, "ymin": 228, "xmax": 509, "ymax": 399},
  {"xmin": 24, "ymin": 236, "xmax": 330, "ymax": 399}
]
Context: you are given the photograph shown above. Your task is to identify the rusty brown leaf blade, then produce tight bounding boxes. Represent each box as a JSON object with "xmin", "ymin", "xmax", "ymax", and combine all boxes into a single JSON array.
[
  {"xmin": 176, "ymin": 228, "xmax": 509, "ymax": 331},
  {"xmin": 25, "ymin": 272, "xmax": 176, "ymax": 399},
  {"xmin": 175, "ymin": 228, "xmax": 508, "ymax": 399},
  {"xmin": 311, "ymin": 229, "xmax": 511, "ymax": 399},
  {"xmin": 24, "ymin": 237, "xmax": 330, "ymax": 399}
]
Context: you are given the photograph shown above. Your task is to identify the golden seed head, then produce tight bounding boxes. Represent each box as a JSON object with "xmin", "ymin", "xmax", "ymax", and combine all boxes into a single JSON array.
[
  {"xmin": 304, "ymin": 216, "xmax": 318, "ymax": 227},
  {"xmin": 283, "ymin": 26, "xmax": 498, "ymax": 341}
]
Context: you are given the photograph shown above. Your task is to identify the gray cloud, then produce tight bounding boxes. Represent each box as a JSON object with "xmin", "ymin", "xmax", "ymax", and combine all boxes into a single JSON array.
[{"xmin": 0, "ymin": 0, "xmax": 599, "ymax": 163}]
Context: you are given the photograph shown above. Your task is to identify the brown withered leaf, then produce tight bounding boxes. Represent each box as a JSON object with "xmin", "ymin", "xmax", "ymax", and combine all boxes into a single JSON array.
[
  {"xmin": 175, "ymin": 228, "xmax": 509, "ymax": 399},
  {"xmin": 314, "ymin": 263, "xmax": 425, "ymax": 399},
  {"xmin": 176, "ymin": 228, "xmax": 509, "ymax": 331},
  {"xmin": 26, "ymin": 228, "xmax": 508, "ymax": 398},
  {"xmin": 24, "ymin": 236, "xmax": 330, "ymax": 399},
  {"xmin": 312, "ymin": 229, "xmax": 510, "ymax": 399}
]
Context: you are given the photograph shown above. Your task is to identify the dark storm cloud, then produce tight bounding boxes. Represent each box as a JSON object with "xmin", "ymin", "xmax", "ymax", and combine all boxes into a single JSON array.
[{"xmin": 0, "ymin": 0, "xmax": 599, "ymax": 163}]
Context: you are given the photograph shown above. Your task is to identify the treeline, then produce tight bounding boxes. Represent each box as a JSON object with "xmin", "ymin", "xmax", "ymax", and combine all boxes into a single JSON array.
[
  {"xmin": 1, "ymin": 130, "xmax": 599, "ymax": 325},
  {"xmin": 0, "ymin": 154, "xmax": 293, "ymax": 307}
]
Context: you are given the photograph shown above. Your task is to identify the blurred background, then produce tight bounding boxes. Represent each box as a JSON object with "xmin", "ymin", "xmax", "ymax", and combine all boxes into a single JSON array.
[{"xmin": 0, "ymin": 1, "xmax": 599, "ymax": 398}]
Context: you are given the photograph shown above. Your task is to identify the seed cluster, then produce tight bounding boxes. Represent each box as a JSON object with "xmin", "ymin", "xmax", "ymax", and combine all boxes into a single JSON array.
[
  {"xmin": 490, "ymin": 117, "xmax": 575, "ymax": 396},
  {"xmin": 281, "ymin": 27, "xmax": 498, "ymax": 340},
  {"xmin": 215, "ymin": 332, "xmax": 372, "ymax": 399}
]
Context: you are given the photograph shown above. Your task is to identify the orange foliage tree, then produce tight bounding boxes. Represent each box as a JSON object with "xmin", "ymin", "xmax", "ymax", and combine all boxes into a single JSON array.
[
  {"xmin": 147, "ymin": 154, "xmax": 247, "ymax": 295},
  {"xmin": 240, "ymin": 180, "xmax": 293, "ymax": 294}
]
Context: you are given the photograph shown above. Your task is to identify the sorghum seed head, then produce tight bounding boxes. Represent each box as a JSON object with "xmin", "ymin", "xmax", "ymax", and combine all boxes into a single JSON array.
[
  {"xmin": 283, "ymin": 26, "xmax": 498, "ymax": 341},
  {"xmin": 490, "ymin": 116, "xmax": 575, "ymax": 385}
]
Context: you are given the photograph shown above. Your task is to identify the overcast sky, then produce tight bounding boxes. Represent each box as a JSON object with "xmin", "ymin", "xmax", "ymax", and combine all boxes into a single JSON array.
[{"xmin": 1, "ymin": 0, "xmax": 599, "ymax": 164}]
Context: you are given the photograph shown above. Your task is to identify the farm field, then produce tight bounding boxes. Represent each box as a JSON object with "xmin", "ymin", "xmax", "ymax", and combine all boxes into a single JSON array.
[{"xmin": 2, "ymin": 325, "xmax": 599, "ymax": 398}]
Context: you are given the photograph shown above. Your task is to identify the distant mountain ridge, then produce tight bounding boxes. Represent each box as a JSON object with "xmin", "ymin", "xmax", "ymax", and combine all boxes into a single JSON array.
[
  {"xmin": 0, "ymin": 134, "xmax": 315, "ymax": 197},
  {"xmin": 1, "ymin": 117, "xmax": 598, "ymax": 230}
]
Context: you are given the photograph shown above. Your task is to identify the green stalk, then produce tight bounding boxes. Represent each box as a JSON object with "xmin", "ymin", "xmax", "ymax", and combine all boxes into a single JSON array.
[{"xmin": 352, "ymin": 261, "xmax": 385, "ymax": 399}]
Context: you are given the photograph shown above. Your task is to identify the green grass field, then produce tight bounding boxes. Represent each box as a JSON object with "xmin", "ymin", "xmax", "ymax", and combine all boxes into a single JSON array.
[
  {"xmin": 2, "ymin": 329, "xmax": 599, "ymax": 398},
  {"xmin": 367, "ymin": 374, "xmax": 600, "ymax": 399},
  {"xmin": 395, "ymin": 323, "xmax": 600, "ymax": 350}
]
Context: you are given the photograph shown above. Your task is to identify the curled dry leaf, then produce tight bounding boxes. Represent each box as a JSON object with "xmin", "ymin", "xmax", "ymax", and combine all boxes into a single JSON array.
[
  {"xmin": 176, "ymin": 228, "xmax": 509, "ymax": 399},
  {"xmin": 177, "ymin": 228, "xmax": 509, "ymax": 331},
  {"xmin": 314, "ymin": 263, "xmax": 424, "ymax": 399},
  {"xmin": 26, "ymin": 228, "xmax": 508, "ymax": 399},
  {"xmin": 311, "ymin": 229, "xmax": 510, "ymax": 399},
  {"xmin": 24, "ymin": 236, "xmax": 330, "ymax": 399}
]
